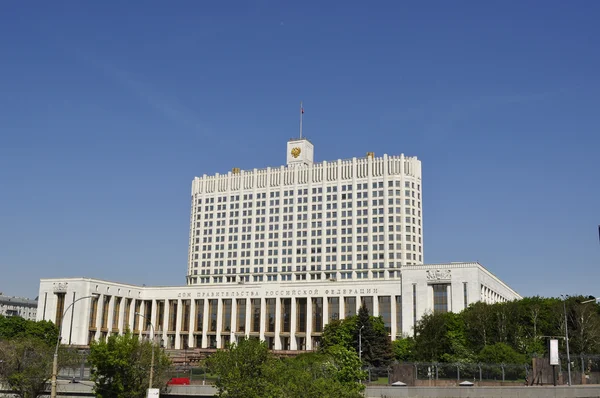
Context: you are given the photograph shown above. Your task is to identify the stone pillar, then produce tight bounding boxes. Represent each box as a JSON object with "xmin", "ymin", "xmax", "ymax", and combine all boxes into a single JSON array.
[
  {"xmin": 245, "ymin": 298, "xmax": 252, "ymax": 338},
  {"xmin": 189, "ymin": 299, "xmax": 197, "ymax": 347},
  {"xmin": 230, "ymin": 299, "xmax": 237, "ymax": 344},
  {"xmin": 259, "ymin": 298, "xmax": 266, "ymax": 342},
  {"xmin": 216, "ymin": 299, "xmax": 223, "ymax": 348},
  {"xmin": 305, "ymin": 298, "xmax": 313, "ymax": 350},
  {"xmin": 290, "ymin": 298, "xmax": 297, "ymax": 350},
  {"xmin": 174, "ymin": 299, "xmax": 183, "ymax": 349},
  {"xmin": 150, "ymin": 300, "xmax": 158, "ymax": 340},
  {"xmin": 201, "ymin": 301, "xmax": 209, "ymax": 348},
  {"xmin": 274, "ymin": 298, "xmax": 281, "ymax": 350}
]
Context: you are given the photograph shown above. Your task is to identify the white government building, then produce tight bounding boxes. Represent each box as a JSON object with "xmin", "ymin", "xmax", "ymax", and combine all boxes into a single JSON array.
[{"xmin": 36, "ymin": 137, "xmax": 520, "ymax": 351}]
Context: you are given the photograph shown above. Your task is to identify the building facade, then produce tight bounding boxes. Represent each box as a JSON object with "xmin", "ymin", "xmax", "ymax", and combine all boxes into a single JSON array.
[
  {"xmin": 36, "ymin": 138, "xmax": 521, "ymax": 350},
  {"xmin": 0, "ymin": 294, "xmax": 37, "ymax": 320},
  {"xmin": 188, "ymin": 139, "xmax": 423, "ymax": 286},
  {"xmin": 37, "ymin": 262, "xmax": 519, "ymax": 349}
]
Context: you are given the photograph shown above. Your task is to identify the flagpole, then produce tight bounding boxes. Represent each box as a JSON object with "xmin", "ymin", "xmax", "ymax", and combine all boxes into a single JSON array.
[{"xmin": 299, "ymin": 101, "xmax": 303, "ymax": 139}]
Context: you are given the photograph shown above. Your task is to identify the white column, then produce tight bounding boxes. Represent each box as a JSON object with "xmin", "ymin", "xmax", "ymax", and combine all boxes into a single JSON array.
[
  {"xmin": 174, "ymin": 299, "xmax": 183, "ymax": 349},
  {"xmin": 323, "ymin": 297, "xmax": 329, "ymax": 327},
  {"xmin": 290, "ymin": 298, "xmax": 297, "ymax": 350},
  {"xmin": 94, "ymin": 296, "xmax": 103, "ymax": 340},
  {"xmin": 373, "ymin": 295, "xmax": 379, "ymax": 317},
  {"xmin": 201, "ymin": 300, "xmax": 209, "ymax": 348},
  {"xmin": 189, "ymin": 299, "xmax": 197, "ymax": 347},
  {"xmin": 305, "ymin": 298, "xmax": 313, "ymax": 351},
  {"xmin": 392, "ymin": 296, "xmax": 399, "ymax": 339},
  {"xmin": 245, "ymin": 298, "xmax": 252, "ymax": 338},
  {"xmin": 274, "ymin": 298, "xmax": 281, "ymax": 350},
  {"xmin": 106, "ymin": 297, "xmax": 115, "ymax": 335},
  {"xmin": 150, "ymin": 300, "xmax": 158, "ymax": 339},
  {"xmin": 216, "ymin": 299, "xmax": 223, "ymax": 347},
  {"xmin": 117, "ymin": 298, "xmax": 126, "ymax": 335},
  {"xmin": 259, "ymin": 298, "xmax": 266, "ymax": 342},
  {"xmin": 230, "ymin": 299, "xmax": 237, "ymax": 344},
  {"xmin": 339, "ymin": 296, "xmax": 346, "ymax": 320},
  {"xmin": 162, "ymin": 301, "xmax": 170, "ymax": 348}
]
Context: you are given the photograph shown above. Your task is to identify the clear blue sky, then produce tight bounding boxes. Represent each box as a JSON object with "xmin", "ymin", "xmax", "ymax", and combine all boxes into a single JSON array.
[{"xmin": 1, "ymin": 1, "xmax": 598, "ymax": 299}]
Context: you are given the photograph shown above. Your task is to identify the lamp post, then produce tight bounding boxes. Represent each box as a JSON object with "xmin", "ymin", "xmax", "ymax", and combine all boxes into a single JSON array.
[
  {"xmin": 560, "ymin": 295, "xmax": 572, "ymax": 386},
  {"xmin": 581, "ymin": 296, "xmax": 599, "ymax": 304},
  {"xmin": 135, "ymin": 312, "xmax": 155, "ymax": 391},
  {"xmin": 359, "ymin": 325, "xmax": 364, "ymax": 363},
  {"xmin": 51, "ymin": 294, "xmax": 99, "ymax": 398}
]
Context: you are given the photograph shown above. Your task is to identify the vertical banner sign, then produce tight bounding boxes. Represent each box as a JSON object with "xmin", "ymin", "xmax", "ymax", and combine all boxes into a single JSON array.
[
  {"xmin": 550, "ymin": 339, "xmax": 559, "ymax": 366},
  {"xmin": 147, "ymin": 388, "xmax": 160, "ymax": 398}
]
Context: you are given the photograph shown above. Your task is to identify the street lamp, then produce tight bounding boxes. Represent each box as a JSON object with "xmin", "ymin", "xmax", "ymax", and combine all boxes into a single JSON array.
[
  {"xmin": 560, "ymin": 295, "xmax": 572, "ymax": 386},
  {"xmin": 51, "ymin": 294, "xmax": 99, "ymax": 398},
  {"xmin": 358, "ymin": 325, "xmax": 365, "ymax": 363},
  {"xmin": 581, "ymin": 296, "xmax": 599, "ymax": 304},
  {"xmin": 135, "ymin": 312, "xmax": 156, "ymax": 391}
]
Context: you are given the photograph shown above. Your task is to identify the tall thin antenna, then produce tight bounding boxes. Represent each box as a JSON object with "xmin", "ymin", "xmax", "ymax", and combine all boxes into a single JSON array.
[{"xmin": 299, "ymin": 101, "xmax": 304, "ymax": 139}]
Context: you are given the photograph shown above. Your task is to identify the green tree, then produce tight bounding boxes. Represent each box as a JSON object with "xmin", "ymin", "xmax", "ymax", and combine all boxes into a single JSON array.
[
  {"xmin": 0, "ymin": 338, "xmax": 53, "ymax": 398},
  {"xmin": 392, "ymin": 336, "xmax": 416, "ymax": 362},
  {"xmin": 207, "ymin": 338, "xmax": 365, "ymax": 398},
  {"xmin": 206, "ymin": 338, "xmax": 275, "ymax": 398},
  {"xmin": 88, "ymin": 332, "xmax": 171, "ymax": 398},
  {"xmin": 0, "ymin": 315, "xmax": 58, "ymax": 347},
  {"xmin": 320, "ymin": 306, "xmax": 393, "ymax": 368},
  {"xmin": 0, "ymin": 317, "xmax": 75, "ymax": 398},
  {"xmin": 478, "ymin": 343, "xmax": 527, "ymax": 364},
  {"xmin": 414, "ymin": 311, "xmax": 474, "ymax": 363},
  {"xmin": 355, "ymin": 304, "xmax": 393, "ymax": 367},
  {"xmin": 267, "ymin": 350, "xmax": 365, "ymax": 398},
  {"xmin": 321, "ymin": 317, "xmax": 357, "ymax": 352}
]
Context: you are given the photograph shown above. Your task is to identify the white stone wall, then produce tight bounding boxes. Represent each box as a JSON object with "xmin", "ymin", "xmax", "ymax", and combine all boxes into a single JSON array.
[
  {"xmin": 36, "ymin": 263, "xmax": 520, "ymax": 348},
  {"xmin": 188, "ymin": 153, "xmax": 423, "ymax": 286}
]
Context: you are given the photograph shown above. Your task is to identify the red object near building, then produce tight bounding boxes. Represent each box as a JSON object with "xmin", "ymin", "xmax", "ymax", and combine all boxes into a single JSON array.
[{"xmin": 167, "ymin": 377, "xmax": 190, "ymax": 385}]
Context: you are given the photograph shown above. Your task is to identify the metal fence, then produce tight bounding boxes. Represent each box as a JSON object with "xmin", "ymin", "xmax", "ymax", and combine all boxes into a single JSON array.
[
  {"xmin": 58, "ymin": 350, "xmax": 600, "ymax": 386},
  {"xmin": 364, "ymin": 362, "xmax": 529, "ymax": 384}
]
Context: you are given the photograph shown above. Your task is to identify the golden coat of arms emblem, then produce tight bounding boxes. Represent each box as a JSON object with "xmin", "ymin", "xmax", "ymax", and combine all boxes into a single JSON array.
[{"xmin": 291, "ymin": 147, "xmax": 301, "ymax": 158}]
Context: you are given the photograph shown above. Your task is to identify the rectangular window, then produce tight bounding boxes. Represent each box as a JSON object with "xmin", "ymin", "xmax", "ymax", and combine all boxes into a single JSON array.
[
  {"xmin": 463, "ymin": 282, "xmax": 468, "ymax": 310},
  {"xmin": 344, "ymin": 297, "xmax": 356, "ymax": 318},
  {"xmin": 296, "ymin": 298, "xmax": 307, "ymax": 333},
  {"xmin": 237, "ymin": 299, "xmax": 246, "ymax": 332},
  {"xmin": 144, "ymin": 300, "xmax": 152, "ymax": 332},
  {"xmin": 361, "ymin": 296, "xmax": 373, "ymax": 315},
  {"xmin": 252, "ymin": 299, "xmax": 261, "ymax": 333},
  {"xmin": 433, "ymin": 284, "xmax": 449, "ymax": 313},
  {"xmin": 208, "ymin": 299, "xmax": 218, "ymax": 332},
  {"xmin": 378, "ymin": 296, "xmax": 391, "ymax": 333},
  {"xmin": 194, "ymin": 299, "xmax": 204, "ymax": 332},
  {"xmin": 89, "ymin": 296, "xmax": 99, "ymax": 329},
  {"xmin": 112, "ymin": 297, "xmax": 121, "ymax": 330},
  {"xmin": 132, "ymin": 300, "xmax": 142, "ymax": 332},
  {"xmin": 281, "ymin": 298, "xmax": 291, "ymax": 333},
  {"xmin": 222, "ymin": 299, "xmax": 232, "ymax": 332},
  {"xmin": 266, "ymin": 298, "xmax": 276, "ymax": 333},
  {"xmin": 101, "ymin": 296, "xmax": 111, "ymax": 330},
  {"xmin": 328, "ymin": 297, "xmax": 339, "ymax": 322},
  {"xmin": 395, "ymin": 296, "xmax": 402, "ymax": 336},
  {"xmin": 122, "ymin": 298, "xmax": 131, "ymax": 331},
  {"xmin": 312, "ymin": 298, "xmax": 323, "ymax": 333},
  {"xmin": 181, "ymin": 300, "xmax": 191, "ymax": 332},
  {"xmin": 156, "ymin": 300, "xmax": 165, "ymax": 331},
  {"xmin": 168, "ymin": 300, "xmax": 177, "ymax": 332}
]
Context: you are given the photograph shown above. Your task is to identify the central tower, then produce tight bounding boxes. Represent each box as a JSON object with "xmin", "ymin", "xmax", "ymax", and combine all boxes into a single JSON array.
[{"xmin": 286, "ymin": 138, "xmax": 314, "ymax": 166}]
